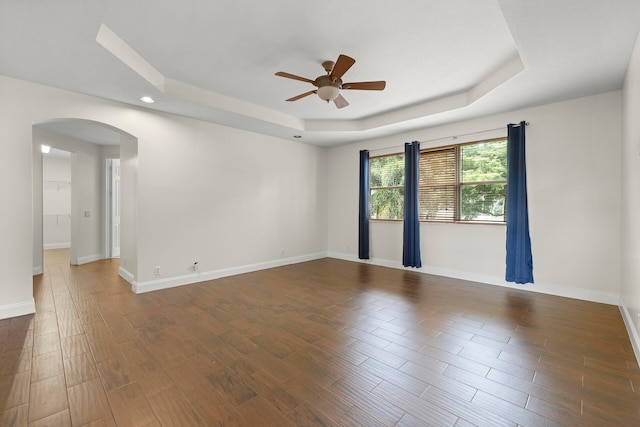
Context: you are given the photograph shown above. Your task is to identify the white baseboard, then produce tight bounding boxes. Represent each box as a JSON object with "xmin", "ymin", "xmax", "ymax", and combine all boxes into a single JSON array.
[
  {"xmin": 119, "ymin": 266, "xmax": 135, "ymax": 285},
  {"xmin": 76, "ymin": 253, "xmax": 104, "ymax": 265},
  {"xmin": 43, "ymin": 242, "xmax": 71, "ymax": 250},
  {"xmin": 620, "ymin": 303, "xmax": 640, "ymax": 367},
  {"xmin": 0, "ymin": 299, "xmax": 36, "ymax": 320},
  {"xmin": 33, "ymin": 266, "xmax": 43, "ymax": 276},
  {"xmin": 131, "ymin": 252, "xmax": 327, "ymax": 294},
  {"xmin": 327, "ymin": 252, "xmax": 620, "ymax": 306}
]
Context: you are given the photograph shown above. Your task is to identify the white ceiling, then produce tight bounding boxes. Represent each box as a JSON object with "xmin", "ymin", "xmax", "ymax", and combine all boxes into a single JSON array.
[{"xmin": 2, "ymin": 0, "xmax": 639, "ymax": 147}]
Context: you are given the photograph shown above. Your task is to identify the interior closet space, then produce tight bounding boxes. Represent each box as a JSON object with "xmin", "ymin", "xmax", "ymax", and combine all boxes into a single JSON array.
[{"xmin": 42, "ymin": 148, "xmax": 71, "ymax": 251}]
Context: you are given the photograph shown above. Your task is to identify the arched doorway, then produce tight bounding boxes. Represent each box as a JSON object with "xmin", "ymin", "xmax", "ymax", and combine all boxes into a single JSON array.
[{"xmin": 32, "ymin": 119, "xmax": 137, "ymax": 281}]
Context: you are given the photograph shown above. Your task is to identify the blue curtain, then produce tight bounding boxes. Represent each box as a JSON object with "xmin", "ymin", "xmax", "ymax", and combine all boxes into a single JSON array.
[
  {"xmin": 403, "ymin": 142, "xmax": 422, "ymax": 268},
  {"xmin": 505, "ymin": 121, "xmax": 533, "ymax": 284},
  {"xmin": 358, "ymin": 150, "xmax": 370, "ymax": 259}
]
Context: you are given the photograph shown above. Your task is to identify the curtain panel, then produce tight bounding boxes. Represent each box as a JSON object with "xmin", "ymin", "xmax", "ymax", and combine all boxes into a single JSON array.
[
  {"xmin": 403, "ymin": 141, "xmax": 422, "ymax": 268},
  {"xmin": 358, "ymin": 150, "xmax": 370, "ymax": 259},
  {"xmin": 505, "ymin": 121, "xmax": 534, "ymax": 284}
]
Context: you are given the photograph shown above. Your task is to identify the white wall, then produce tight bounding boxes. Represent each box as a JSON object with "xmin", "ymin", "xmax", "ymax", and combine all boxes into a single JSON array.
[
  {"xmin": 621, "ymin": 31, "xmax": 640, "ymax": 358},
  {"xmin": 119, "ymin": 133, "xmax": 138, "ymax": 282},
  {"xmin": 43, "ymin": 155, "xmax": 71, "ymax": 249},
  {"xmin": 328, "ymin": 91, "xmax": 622, "ymax": 304},
  {"xmin": 1, "ymin": 81, "xmax": 35, "ymax": 318},
  {"xmin": 133, "ymin": 115, "xmax": 328, "ymax": 289},
  {"xmin": 0, "ymin": 75, "xmax": 328, "ymax": 319}
]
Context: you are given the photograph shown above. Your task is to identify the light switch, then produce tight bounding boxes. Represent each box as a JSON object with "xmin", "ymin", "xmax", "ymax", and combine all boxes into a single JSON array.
[{"xmin": 84, "ymin": 211, "xmax": 90, "ymax": 217}]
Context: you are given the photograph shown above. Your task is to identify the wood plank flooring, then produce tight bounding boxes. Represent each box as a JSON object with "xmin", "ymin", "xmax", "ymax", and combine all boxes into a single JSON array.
[{"xmin": 1, "ymin": 249, "xmax": 639, "ymax": 426}]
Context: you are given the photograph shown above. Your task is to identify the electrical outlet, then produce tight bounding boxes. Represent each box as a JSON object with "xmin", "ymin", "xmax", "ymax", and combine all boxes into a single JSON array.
[
  {"xmin": 194, "ymin": 261, "xmax": 199, "ymax": 272},
  {"xmin": 281, "ymin": 249, "xmax": 285, "ymax": 256},
  {"xmin": 154, "ymin": 266, "xmax": 160, "ymax": 275}
]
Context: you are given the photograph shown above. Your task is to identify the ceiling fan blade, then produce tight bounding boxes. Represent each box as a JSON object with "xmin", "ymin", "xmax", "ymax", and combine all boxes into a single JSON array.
[
  {"xmin": 342, "ymin": 81, "xmax": 386, "ymax": 91},
  {"xmin": 330, "ymin": 54, "xmax": 355, "ymax": 80},
  {"xmin": 333, "ymin": 94, "xmax": 349, "ymax": 109},
  {"xmin": 275, "ymin": 72, "xmax": 315, "ymax": 84},
  {"xmin": 286, "ymin": 90, "xmax": 317, "ymax": 102}
]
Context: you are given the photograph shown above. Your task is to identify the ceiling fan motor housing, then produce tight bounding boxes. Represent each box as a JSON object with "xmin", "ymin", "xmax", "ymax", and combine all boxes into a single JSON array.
[{"xmin": 314, "ymin": 75, "xmax": 342, "ymax": 87}]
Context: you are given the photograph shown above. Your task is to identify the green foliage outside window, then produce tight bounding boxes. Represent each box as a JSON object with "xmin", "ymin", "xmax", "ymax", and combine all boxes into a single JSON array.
[
  {"xmin": 460, "ymin": 140, "xmax": 507, "ymax": 221},
  {"xmin": 370, "ymin": 154, "xmax": 404, "ymax": 220}
]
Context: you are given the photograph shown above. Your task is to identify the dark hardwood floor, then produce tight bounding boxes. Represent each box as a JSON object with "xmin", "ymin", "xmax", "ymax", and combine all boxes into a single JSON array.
[{"xmin": 1, "ymin": 249, "xmax": 639, "ymax": 426}]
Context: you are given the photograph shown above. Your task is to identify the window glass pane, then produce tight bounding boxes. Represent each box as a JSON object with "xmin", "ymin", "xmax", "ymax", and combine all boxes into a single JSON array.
[
  {"xmin": 370, "ymin": 189, "xmax": 404, "ymax": 220},
  {"xmin": 370, "ymin": 155, "xmax": 404, "ymax": 188},
  {"xmin": 419, "ymin": 186, "xmax": 455, "ymax": 221},
  {"xmin": 460, "ymin": 183, "xmax": 506, "ymax": 222},
  {"xmin": 461, "ymin": 140, "xmax": 507, "ymax": 183}
]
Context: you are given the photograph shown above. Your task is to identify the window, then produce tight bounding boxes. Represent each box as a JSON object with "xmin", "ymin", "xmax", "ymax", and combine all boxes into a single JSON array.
[
  {"xmin": 369, "ymin": 138, "xmax": 507, "ymax": 223},
  {"xmin": 420, "ymin": 147, "xmax": 456, "ymax": 221},
  {"xmin": 459, "ymin": 139, "xmax": 507, "ymax": 222},
  {"xmin": 370, "ymin": 154, "xmax": 404, "ymax": 220}
]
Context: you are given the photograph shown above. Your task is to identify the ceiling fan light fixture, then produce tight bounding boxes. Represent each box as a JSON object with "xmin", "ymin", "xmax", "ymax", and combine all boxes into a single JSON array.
[{"xmin": 317, "ymin": 85, "xmax": 340, "ymax": 102}]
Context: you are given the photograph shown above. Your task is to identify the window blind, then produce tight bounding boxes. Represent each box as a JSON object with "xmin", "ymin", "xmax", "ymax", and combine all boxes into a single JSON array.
[{"xmin": 419, "ymin": 147, "xmax": 456, "ymax": 221}]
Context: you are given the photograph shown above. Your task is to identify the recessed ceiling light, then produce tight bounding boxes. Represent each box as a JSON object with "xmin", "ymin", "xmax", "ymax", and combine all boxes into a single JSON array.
[
  {"xmin": 293, "ymin": 135, "xmax": 302, "ymax": 139},
  {"xmin": 140, "ymin": 96, "xmax": 155, "ymax": 103},
  {"xmin": 41, "ymin": 145, "xmax": 50, "ymax": 154}
]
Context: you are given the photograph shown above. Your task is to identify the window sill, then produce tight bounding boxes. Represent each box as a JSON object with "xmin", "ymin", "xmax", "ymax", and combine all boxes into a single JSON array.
[{"xmin": 370, "ymin": 219, "xmax": 505, "ymax": 226}]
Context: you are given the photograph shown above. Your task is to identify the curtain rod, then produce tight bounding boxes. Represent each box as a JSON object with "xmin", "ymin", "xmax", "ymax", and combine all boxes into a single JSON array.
[{"xmin": 368, "ymin": 121, "xmax": 529, "ymax": 153}]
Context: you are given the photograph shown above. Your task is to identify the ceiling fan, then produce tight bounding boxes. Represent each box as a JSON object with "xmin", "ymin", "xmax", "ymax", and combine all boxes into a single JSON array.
[{"xmin": 275, "ymin": 54, "xmax": 386, "ymax": 109}]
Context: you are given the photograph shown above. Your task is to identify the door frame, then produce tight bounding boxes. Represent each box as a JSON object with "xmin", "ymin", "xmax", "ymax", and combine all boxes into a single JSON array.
[{"xmin": 104, "ymin": 156, "xmax": 121, "ymax": 258}]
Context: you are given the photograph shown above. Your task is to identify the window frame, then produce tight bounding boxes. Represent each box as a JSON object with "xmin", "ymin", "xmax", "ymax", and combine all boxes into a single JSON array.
[
  {"xmin": 454, "ymin": 137, "xmax": 507, "ymax": 224},
  {"xmin": 368, "ymin": 152, "xmax": 405, "ymax": 221},
  {"xmin": 368, "ymin": 137, "xmax": 507, "ymax": 225}
]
